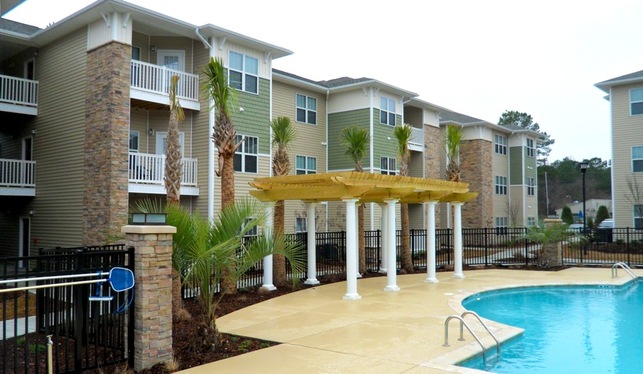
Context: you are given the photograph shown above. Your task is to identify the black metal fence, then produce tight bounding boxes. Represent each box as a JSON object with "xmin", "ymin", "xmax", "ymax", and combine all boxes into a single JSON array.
[{"xmin": 1, "ymin": 245, "xmax": 134, "ymax": 374}]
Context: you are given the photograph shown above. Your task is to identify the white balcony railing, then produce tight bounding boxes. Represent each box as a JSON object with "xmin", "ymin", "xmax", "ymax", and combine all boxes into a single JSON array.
[
  {"xmin": 128, "ymin": 152, "xmax": 198, "ymax": 187},
  {"xmin": 0, "ymin": 159, "xmax": 36, "ymax": 188},
  {"xmin": 130, "ymin": 60, "xmax": 199, "ymax": 102},
  {"xmin": 409, "ymin": 127, "xmax": 424, "ymax": 148},
  {"xmin": 0, "ymin": 74, "xmax": 39, "ymax": 112}
]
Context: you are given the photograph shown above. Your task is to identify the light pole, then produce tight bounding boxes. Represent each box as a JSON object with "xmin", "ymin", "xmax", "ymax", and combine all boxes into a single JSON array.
[{"xmin": 580, "ymin": 162, "xmax": 589, "ymax": 232}]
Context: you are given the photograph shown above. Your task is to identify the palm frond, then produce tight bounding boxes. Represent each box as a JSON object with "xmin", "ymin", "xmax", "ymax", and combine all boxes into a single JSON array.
[{"xmin": 341, "ymin": 126, "xmax": 370, "ymax": 172}]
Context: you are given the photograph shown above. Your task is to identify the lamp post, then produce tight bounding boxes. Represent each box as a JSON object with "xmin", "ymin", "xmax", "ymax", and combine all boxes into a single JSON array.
[{"xmin": 580, "ymin": 162, "xmax": 589, "ymax": 232}]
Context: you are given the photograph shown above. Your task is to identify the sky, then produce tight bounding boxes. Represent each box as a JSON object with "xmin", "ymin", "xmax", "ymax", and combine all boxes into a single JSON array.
[{"xmin": 6, "ymin": 0, "xmax": 643, "ymax": 163}]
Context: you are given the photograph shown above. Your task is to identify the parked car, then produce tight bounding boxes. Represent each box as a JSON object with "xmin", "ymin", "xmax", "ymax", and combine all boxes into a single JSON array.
[{"xmin": 595, "ymin": 219, "xmax": 614, "ymax": 242}]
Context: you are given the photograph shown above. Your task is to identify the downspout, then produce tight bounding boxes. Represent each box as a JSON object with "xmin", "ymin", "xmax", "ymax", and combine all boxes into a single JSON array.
[
  {"xmin": 203, "ymin": 34, "xmax": 215, "ymax": 222},
  {"xmin": 325, "ymin": 89, "xmax": 330, "ymax": 232},
  {"xmin": 369, "ymin": 88, "xmax": 375, "ymax": 230}
]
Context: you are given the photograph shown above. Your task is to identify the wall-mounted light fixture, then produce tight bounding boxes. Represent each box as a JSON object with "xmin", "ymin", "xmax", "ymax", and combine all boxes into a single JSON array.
[
  {"xmin": 148, "ymin": 128, "xmax": 154, "ymax": 136},
  {"xmin": 31, "ymin": 129, "xmax": 37, "ymax": 135},
  {"xmin": 239, "ymin": 107, "xmax": 244, "ymax": 112},
  {"xmin": 321, "ymin": 141, "xmax": 327, "ymax": 146},
  {"xmin": 29, "ymin": 209, "xmax": 34, "ymax": 216},
  {"xmin": 150, "ymin": 45, "xmax": 156, "ymax": 52}
]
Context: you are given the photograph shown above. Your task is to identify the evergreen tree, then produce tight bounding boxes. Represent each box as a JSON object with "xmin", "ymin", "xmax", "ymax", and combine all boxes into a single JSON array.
[
  {"xmin": 561, "ymin": 206, "xmax": 574, "ymax": 225},
  {"xmin": 595, "ymin": 205, "xmax": 610, "ymax": 226}
]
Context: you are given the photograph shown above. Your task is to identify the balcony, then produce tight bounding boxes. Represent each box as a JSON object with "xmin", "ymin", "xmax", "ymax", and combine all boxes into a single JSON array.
[
  {"xmin": 0, "ymin": 158, "xmax": 36, "ymax": 196},
  {"xmin": 128, "ymin": 152, "xmax": 199, "ymax": 196},
  {"xmin": 409, "ymin": 126, "xmax": 424, "ymax": 152},
  {"xmin": 130, "ymin": 61, "xmax": 200, "ymax": 111},
  {"xmin": 0, "ymin": 75, "xmax": 39, "ymax": 115}
]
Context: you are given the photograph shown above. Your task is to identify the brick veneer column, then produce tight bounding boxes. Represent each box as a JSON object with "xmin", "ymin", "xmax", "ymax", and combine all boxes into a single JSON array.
[
  {"xmin": 122, "ymin": 224, "xmax": 176, "ymax": 372},
  {"xmin": 460, "ymin": 139, "xmax": 493, "ymax": 227},
  {"xmin": 83, "ymin": 41, "xmax": 131, "ymax": 244}
]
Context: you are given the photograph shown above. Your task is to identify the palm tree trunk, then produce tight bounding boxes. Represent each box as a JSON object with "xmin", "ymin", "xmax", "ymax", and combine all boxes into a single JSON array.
[
  {"xmin": 220, "ymin": 154, "xmax": 237, "ymax": 294},
  {"xmin": 273, "ymin": 200, "xmax": 287, "ymax": 287},
  {"xmin": 400, "ymin": 203, "xmax": 413, "ymax": 273}
]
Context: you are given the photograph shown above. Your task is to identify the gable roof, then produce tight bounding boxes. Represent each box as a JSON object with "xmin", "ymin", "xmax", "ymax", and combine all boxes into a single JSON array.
[
  {"xmin": 595, "ymin": 70, "xmax": 643, "ymax": 93},
  {"xmin": 439, "ymin": 109, "xmax": 539, "ymax": 137}
]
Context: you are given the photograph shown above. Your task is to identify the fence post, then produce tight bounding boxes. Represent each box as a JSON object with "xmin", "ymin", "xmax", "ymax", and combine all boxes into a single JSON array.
[
  {"xmin": 484, "ymin": 228, "xmax": 489, "ymax": 266},
  {"xmin": 122, "ymin": 223, "xmax": 176, "ymax": 372}
]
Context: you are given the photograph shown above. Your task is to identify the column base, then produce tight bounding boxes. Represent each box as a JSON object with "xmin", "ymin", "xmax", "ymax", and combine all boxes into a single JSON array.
[
  {"xmin": 343, "ymin": 293, "xmax": 362, "ymax": 300},
  {"xmin": 425, "ymin": 277, "xmax": 439, "ymax": 283},
  {"xmin": 356, "ymin": 273, "xmax": 363, "ymax": 279},
  {"xmin": 452, "ymin": 273, "xmax": 465, "ymax": 279},
  {"xmin": 304, "ymin": 279, "xmax": 320, "ymax": 286},
  {"xmin": 384, "ymin": 285, "xmax": 400, "ymax": 292},
  {"xmin": 378, "ymin": 268, "xmax": 387, "ymax": 274},
  {"xmin": 261, "ymin": 284, "xmax": 277, "ymax": 291}
]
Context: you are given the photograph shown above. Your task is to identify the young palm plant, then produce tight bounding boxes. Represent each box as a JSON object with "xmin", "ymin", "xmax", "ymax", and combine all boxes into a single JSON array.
[
  {"xmin": 270, "ymin": 116, "xmax": 295, "ymax": 287},
  {"xmin": 168, "ymin": 199, "xmax": 305, "ymax": 350},
  {"xmin": 445, "ymin": 124, "xmax": 463, "ymax": 182},
  {"xmin": 204, "ymin": 56, "xmax": 242, "ymax": 294},
  {"xmin": 340, "ymin": 126, "xmax": 370, "ymax": 273},
  {"xmin": 394, "ymin": 123, "xmax": 414, "ymax": 273}
]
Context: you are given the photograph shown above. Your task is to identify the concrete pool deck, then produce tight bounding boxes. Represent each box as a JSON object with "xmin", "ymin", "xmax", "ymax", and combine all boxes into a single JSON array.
[{"xmin": 177, "ymin": 267, "xmax": 639, "ymax": 373}]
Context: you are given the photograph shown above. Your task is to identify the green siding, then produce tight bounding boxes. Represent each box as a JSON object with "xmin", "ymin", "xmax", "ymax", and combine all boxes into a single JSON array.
[
  {"xmin": 328, "ymin": 109, "xmax": 371, "ymax": 170},
  {"xmin": 509, "ymin": 146, "xmax": 523, "ymax": 184},
  {"xmin": 524, "ymin": 153, "xmax": 537, "ymax": 181},
  {"xmin": 230, "ymin": 77, "xmax": 271, "ymax": 154},
  {"xmin": 372, "ymin": 108, "xmax": 398, "ymax": 170}
]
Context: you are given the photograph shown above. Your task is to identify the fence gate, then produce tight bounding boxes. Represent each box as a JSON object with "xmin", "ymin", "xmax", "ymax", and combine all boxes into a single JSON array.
[{"xmin": 0, "ymin": 245, "xmax": 134, "ymax": 374}]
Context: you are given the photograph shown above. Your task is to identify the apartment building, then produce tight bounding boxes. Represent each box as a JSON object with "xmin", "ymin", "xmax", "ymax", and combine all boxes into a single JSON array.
[
  {"xmin": 596, "ymin": 70, "xmax": 643, "ymax": 228},
  {"xmin": 438, "ymin": 110, "xmax": 540, "ymax": 228}
]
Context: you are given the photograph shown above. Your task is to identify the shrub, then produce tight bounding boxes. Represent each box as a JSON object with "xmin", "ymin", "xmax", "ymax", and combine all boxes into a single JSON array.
[
  {"xmin": 561, "ymin": 206, "xmax": 574, "ymax": 225},
  {"xmin": 595, "ymin": 205, "xmax": 610, "ymax": 226}
]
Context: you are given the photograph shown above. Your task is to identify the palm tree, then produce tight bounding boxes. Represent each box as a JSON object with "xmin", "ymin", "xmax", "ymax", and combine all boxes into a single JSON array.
[
  {"xmin": 204, "ymin": 57, "xmax": 241, "ymax": 294},
  {"xmin": 168, "ymin": 200, "xmax": 305, "ymax": 350},
  {"xmin": 445, "ymin": 125, "xmax": 463, "ymax": 182},
  {"xmin": 340, "ymin": 126, "xmax": 370, "ymax": 273},
  {"xmin": 270, "ymin": 116, "xmax": 295, "ymax": 287},
  {"xmin": 394, "ymin": 123, "xmax": 413, "ymax": 273},
  {"xmin": 165, "ymin": 74, "xmax": 185, "ymax": 316}
]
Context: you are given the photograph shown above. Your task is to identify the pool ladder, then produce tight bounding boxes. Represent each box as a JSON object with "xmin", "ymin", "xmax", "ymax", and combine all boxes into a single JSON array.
[
  {"xmin": 443, "ymin": 311, "xmax": 500, "ymax": 365},
  {"xmin": 612, "ymin": 262, "xmax": 637, "ymax": 279}
]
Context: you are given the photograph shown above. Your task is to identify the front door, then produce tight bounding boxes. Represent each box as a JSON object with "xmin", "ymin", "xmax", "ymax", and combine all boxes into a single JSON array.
[{"xmin": 19, "ymin": 217, "xmax": 30, "ymax": 266}]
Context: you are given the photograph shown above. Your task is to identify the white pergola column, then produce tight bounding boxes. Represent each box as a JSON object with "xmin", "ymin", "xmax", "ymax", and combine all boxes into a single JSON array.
[
  {"xmin": 452, "ymin": 201, "xmax": 465, "ymax": 279},
  {"xmin": 261, "ymin": 202, "xmax": 277, "ymax": 291},
  {"xmin": 304, "ymin": 202, "xmax": 320, "ymax": 285},
  {"xmin": 425, "ymin": 201, "xmax": 438, "ymax": 283},
  {"xmin": 355, "ymin": 202, "xmax": 361, "ymax": 278},
  {"xmin": 343, "ymin": 198, "xmax": 361, "ymax": 300},
  {"xmin": 384, "ymin": 199, "xmax": 400, "ymax": 292},
  {"xmin": 378, "ymin": 203, "xmax": 387, "ymax": 274}
]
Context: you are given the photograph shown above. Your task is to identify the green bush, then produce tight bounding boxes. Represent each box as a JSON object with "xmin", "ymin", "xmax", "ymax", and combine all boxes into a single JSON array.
[
  {"xmin": 561, "ymin": 206, "xmax": 574, "ymax": 225},
  {"xmin": 595, "ymin": 205, "xmax": 610, "ymax": 226}
]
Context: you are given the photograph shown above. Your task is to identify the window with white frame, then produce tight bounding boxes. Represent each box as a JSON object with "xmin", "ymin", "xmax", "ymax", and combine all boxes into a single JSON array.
[
  {"xmin": 494, "ymin": 134, "xmax": 507, "ymax": 155},
  {"xmin": 527, "ymin": 177, "xmax": 535, "ymax": 196},
  {"xmin": 495, "ymin": 176, "xmax": 507, "ymax": 195},
  {"xmin": 296, "ymin": 94, "xmax": 317, "ymax": 124},
  {"xmin": 242, "ymin": 218, "xmax": 258, "ymax": 240},
  {"xmin": 633, "ymin": 146, "xmax": 643, "ymax": 172},
  {"xmin": 295, "ymin": 217, "xmax": 307, "ymax": 233},
  {"xmin": 630, "ymin": 88, "xmax": 643, "ymax": 115},
  {"xmin": 635, "ymin": 205, "xmax": 643, "ymax": 229},
  {"xmin": 380, "ymin": 97, "xmax": 396, "ymax": 126},
  {"xmin": 295, "ymin": 155, "xmax": 316, "ymax": 174},
  {"xmin": 526, "ymin": 138, "xmax": 535, "ymax": 158},
  {"xmin": 129, "ymin": 131, "xmax": 139, "ymax": 152},
  {"xmin": 527, "ymin": 217, "xmax": 536, "ymax": 226},
  {"xmin": 229, "ymin": 51, "xmax": 258, "ymax": 94},
  {"xmin": 380, "ymin": 156, "xmax": 396, "ymax": 175},
  {"xmin": 495, "ymin": 217, "xmax": 508, "ymax": 228},
  {"xmin": 234, "ymin": 135, "xmax": 258, "ymax": 173}
]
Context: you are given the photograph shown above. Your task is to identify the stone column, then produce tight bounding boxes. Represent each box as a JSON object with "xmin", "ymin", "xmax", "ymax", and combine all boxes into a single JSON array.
[
  {"xmin": 425, "ymin": 201, "xmax": 439, "ymax": 283},
  {"xmin": 304, "ymin": 202, "xmax": 320, "ymax": 285},
  {"xmin": 543, "ymin": 218, "xmax": 563, "ymax": 266},
  {"xmin": 452, "ymin": 202, "xmax": 465, "ymax": 279},
  {"xmin": 384, "ymin": 199, "xmax": 400, "ymax": 292},
  {"xmin": 343, "ymin": 198, "xmax": 361, "ymax": 300},
  {"xmin": 262, "ymin": 203, "xmax": 276, "ymax": 291},
  {"xmin": 122, "ymin": 224, "xmax": 176, "ymax": 372}
]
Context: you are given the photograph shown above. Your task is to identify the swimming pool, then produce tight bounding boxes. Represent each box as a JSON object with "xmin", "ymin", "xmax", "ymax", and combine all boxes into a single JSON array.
[{"xmin": 460, "ymin": 279, "xmax": 642, "ymax": 373}]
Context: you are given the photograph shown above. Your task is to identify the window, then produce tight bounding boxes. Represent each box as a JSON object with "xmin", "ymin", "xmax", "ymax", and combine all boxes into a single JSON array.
[
  {"xmin": 229, "ymin": 51, "xmax": 258, "ymax": 94},
  {"xmin": 631, "ymin": 88, "xmax": 643, "ymax": 115},
  {"xmin": 295, "ymin": 217, "xmax": 307, "ymax": 233},
  {"xmin": 526, "ymin": 138, "xmax": 535, "ymax": 158},
  {"xmin": 495, "ymin": 217, "xmax": 508, "ymax": 234},
  {"xmin": 131, "ymin": 46, "xmax": 141, "ymax": 61},
  {"xmin": 129, "ymin": 131, "xmax": 139, "ymax": 152},
  {"xmin": 633, "ymin": 146, "xmax": 643, "ymax": 172},
  {"xmin": 635, "ymin": 205, "xmax": 643, "ymax": 229},
  {"xmin": 495, "ymin": 176, "xmax": 507, "ymax": 195},
  {"xmin": 527, "ymin": 217, "xmax": 536, "ymax": 227},
  {"xmin": 380, "ymin": 156, "xmax": 396, "ymax": 175},
  {"xmin": 296, "ymin": 155, "xmax": 316, "ymax": 175},
  {"xmin": 494, "ymin": 134, "xmax": 507, "ymax": 155},
  {"xmin": 380, "ymin": 97, "xmax": 396, "ymax": 125},
  {"xmin": 234, "ymin": 135, "xmax": 258, "ymax": 173},
  {"xmin": 296, "ymin": 94, "xmax": 317, "ymax": 124},
  {"xmin": 527, "ymin": 177, "xmax": 535, "ymax": 196},
  {"xmin": 241, "ymin": 218, "xmax": 258, "ymax": 241}
]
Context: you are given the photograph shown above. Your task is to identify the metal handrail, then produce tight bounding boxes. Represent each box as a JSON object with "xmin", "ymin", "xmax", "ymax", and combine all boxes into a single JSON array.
[
  {"xmin": 443, "ymin": 315, "xmax": 490, "ymax": 364},
  {"xmin": 461, "ymin": 311, "xmax": 500, "ymax": 355},
  {"xmin": 612, "ymin": 262, "xmax": 637, "ymax": 279}
]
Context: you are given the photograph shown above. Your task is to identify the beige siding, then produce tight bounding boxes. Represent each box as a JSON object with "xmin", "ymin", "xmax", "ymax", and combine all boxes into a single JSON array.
[
  {"xmin": 132, "ymin": 32, "xmax": 151, "ymax": 62},
  {"xmin": 611, "ymin": 84, "xmax": 643, "ymax": 227},
  {"xmin": 30, "ymin": 27, "xmax": 87, "ymax": 249},
  {"xmin": 328, "ymin": 90, "xmax": 370, "ymax": 113}
]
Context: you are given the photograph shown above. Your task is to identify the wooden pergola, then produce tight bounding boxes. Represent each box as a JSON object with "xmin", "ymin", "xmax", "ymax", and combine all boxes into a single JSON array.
[{"xmin": 250, "ymin": 171, "xmax": 477, "ymax": 300}]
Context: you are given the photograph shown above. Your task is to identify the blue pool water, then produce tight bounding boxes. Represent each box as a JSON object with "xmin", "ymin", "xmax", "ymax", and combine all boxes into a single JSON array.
[{"xmin": 460, "ymin": 280, "xmax": 643, "ymax": 373}]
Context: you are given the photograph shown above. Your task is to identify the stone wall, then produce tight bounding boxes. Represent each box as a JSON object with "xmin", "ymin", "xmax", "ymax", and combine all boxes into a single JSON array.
[
  {"xmin": 460, "ymin": 139, "xmax": 493, "ymax": 227},
  {"xmin": 424, "ymin": 125, "xmax": 442, "ymax": 226},
  {"xmin": 83, "ymin": 41, "xmax": 131, "ymax": 244}
]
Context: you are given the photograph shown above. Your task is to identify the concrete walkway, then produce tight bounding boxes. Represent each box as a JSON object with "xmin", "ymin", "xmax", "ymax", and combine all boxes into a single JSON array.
[{"xmin": 177, "ymin": 268, "xmax": 636, "ymax": 373}]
